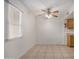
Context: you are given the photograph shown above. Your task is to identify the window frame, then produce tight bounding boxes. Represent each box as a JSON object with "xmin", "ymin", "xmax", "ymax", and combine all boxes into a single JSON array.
[{"xmin": 7, "ymin": 3, "xmax": 22, "ymax": 40}]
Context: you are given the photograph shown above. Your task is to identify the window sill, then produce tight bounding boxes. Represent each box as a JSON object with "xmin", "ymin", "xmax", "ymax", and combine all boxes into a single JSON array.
[{"xmin": 5, "ymin": 35, "xmax": 22, "ymax": 42}]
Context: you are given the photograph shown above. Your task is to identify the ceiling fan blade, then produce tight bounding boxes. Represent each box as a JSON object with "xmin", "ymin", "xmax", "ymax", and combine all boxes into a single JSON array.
[
  {"xmin": 51, "ymin": 14, "xmax": 58, "ymax": 17},
  {"xmin": 51, "ymin": 12, "xmax": 59, "ymax": 17},
  {"xmin": 54, "ymin": 14, "xmax": 58, "ymax": 17},
  {"xmin": 52, "ymin": 10, "xmax": 59, "ymax": 13}
]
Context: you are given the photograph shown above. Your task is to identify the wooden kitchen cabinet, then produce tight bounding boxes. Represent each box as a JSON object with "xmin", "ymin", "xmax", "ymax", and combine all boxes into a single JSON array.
[
  {"xmin": 66, "ymin": 18, "xmax": 74, "ymax": 29},
  {"xmin": 67, "ymin": 34, "xmax": 74, "ymax": 47}
]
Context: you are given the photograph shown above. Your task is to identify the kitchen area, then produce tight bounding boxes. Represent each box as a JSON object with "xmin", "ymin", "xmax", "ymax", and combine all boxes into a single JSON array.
[{"xmin": 65, "ymin": 12, "xmax": 74, "ymax": 47}]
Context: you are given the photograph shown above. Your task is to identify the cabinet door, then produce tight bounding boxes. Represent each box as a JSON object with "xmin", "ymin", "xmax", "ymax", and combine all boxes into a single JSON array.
[
  {"xmin": 67, "ymin": 19, "xmax": 74, "ymax": 29},
  {"xmin": 67, "ymin": 34, "xmax": 74, "ymax": 47},
  {"xmin": 71, "ymin": 35, "xmax": 74, "ymax": 46}
]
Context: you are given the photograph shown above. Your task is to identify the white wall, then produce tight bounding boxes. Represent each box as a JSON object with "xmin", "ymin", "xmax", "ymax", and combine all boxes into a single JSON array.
[
  {"xmin": 36, "ymin": 16, "xmax": 66, "ymax": 45},
  {"xmin": 4, "ymin": 0, "xmax": 36, "ymax": 59}
]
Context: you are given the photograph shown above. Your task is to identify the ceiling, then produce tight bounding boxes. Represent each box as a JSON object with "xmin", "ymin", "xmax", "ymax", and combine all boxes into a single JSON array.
[{"xmin": 20, "ymin": 0, "xmax": 74, "ymax": 17}]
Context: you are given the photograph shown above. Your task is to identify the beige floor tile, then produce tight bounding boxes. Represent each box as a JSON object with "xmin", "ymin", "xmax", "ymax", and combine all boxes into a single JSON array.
[
  {"xmin": 35, "ymin": 56, "xmax": 45, "ymax": 59},
  {"xmin": 54, "ymin": 57, "xmax": 64, "ymax": 59},
  {"xmin": 45, "ymin": 56, "xmax": 55, "ymax": 59},
  {"xmin": 64, "ymin": 57, "xmax": 74, "ymax": 59},
  {"xmin": 21, "ymin": 56, "xmax": 35, "ymax": 59},
  {"xmin": 20, "ymin": 44, "xmax": 74, "ymax": 59}
]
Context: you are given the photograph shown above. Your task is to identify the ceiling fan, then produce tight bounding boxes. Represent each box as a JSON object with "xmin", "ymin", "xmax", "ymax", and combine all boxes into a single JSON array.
[{"xmin": 39, "ymin": 8, "xmax": 59, "ymax": 18}]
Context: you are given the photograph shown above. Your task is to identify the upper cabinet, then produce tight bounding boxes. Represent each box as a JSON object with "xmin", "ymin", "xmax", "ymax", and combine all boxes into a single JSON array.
[{"xmin": 66, "ymin": 18, "xmax": 74, "ymax": 29}]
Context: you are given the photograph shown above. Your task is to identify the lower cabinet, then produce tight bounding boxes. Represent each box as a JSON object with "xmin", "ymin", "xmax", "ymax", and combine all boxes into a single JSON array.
[{"xmin": 67, "ymin": 34, "xmax": 74, "ymax": 47}]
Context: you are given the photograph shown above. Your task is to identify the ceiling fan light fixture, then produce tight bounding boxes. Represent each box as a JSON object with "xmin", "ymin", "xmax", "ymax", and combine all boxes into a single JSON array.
[{"xmin": 45, "ymin": 14, "xmax": 52, "ymax": 19}]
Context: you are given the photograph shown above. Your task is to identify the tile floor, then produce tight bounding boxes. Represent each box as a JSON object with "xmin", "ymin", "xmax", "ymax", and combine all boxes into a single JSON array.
[{"xmin": 20, "ymin": 44, "xmax": 74, "ymax": 59}]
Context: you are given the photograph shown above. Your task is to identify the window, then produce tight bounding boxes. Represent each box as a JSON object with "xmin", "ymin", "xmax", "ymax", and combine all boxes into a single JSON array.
[{"xmin": 8, "ymin": 3, "xmax": 22, "ymax": 39}]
